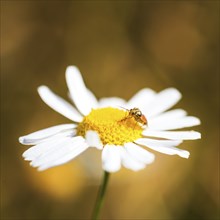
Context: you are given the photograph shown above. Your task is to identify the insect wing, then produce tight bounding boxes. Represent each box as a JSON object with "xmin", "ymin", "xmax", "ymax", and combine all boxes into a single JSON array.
[{"xmin": 140, "ymin": 114, "xmax": 148, "ymax": 125}]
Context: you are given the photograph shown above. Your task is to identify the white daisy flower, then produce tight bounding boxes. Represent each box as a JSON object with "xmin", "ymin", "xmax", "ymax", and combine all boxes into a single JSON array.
[{"xmin": 19, "ymin": 66, "xmax": 201, "ymax": 172}]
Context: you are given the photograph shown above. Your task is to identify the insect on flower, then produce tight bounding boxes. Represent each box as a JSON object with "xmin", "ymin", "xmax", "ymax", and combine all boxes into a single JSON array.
[{"xmin": 119, "ymin": 107, "xmax": 148, "ymax": 126}]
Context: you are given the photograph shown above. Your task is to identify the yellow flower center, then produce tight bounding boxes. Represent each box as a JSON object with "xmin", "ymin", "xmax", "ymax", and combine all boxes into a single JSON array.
[{"xmin": 77, "ymin": 107, "xmax": 143, "ymax": 146}]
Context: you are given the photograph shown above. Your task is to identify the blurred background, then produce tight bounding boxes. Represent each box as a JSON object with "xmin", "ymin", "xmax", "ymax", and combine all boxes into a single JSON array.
[{"xmin": 1, "ymin": 1, "xmax": 219, "ymax": 220}]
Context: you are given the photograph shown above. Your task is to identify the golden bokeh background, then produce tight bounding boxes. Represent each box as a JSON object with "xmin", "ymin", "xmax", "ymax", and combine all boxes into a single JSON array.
[{"xmin": 1, "ymin": 1, "xmax": 219, "ymax": 220}]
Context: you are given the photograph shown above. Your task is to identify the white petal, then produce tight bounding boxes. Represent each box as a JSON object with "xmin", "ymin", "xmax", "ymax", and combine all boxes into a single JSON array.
[
  {"xmin": 145, "ymin": 88, "xmax": 182, "ymax": 117},
  {"xmin": 102, "ymin": 145, "xmax": 121, "ymax": 173},
  {"xmin": 149, "ymin": 116, "xmax": 201, "ymax": 130},
  {"xmin": 135, "ymin": 138, "xmax": 189, "ymax": 158},
  {"xmin": 30, "ymin": 137, "xmax": 78, "ymax": 166},
  {"xmin": 142, "ymin": 130, "xmax": 201, "ymax": 140},
  {"xmin": 38, "ymin": 86, "xmax": 83, "ymax": 122},
  {"xmin": 98, "ymin": 97, "xmax": 126, "ymax": 108},
  {"xmin": 23, "ymin": 136, "xmax": 71, "ymax": 161},
  {"xmin": 65, "ymin": 66, "xmax": 98, "ymax": 115},
  {"xmin": 149, "ymin": 109, "xmax": 187, "ymax": 121},
  {"xmin": 23, "ymin": 129, "xmax": 76, "ymax": 146},
  {"xmin": 135, "ymin": 138, "xmax": 182, "ymax": 148},
  {"xmin": 127, "ymin": 88, "xmax": 156, "ymax": 109},
  {"xmin": 19, "ymin": 124, "xmax": 76, "ymax": 145},
  {"xmin": 86, "ymin": 88, "xmax": 99, "ymax": 107},
  {"xmin": 85, "ymin": 130, "xmax": 103, "ymax": 150},
  {"xmin": 30, "ymin": 136, "xmax": 87, "ymax": 170},
  {"xmin": 119, "ymin": 147, "xmax": 146, "ymax": 171},
  {"xmin": 38, "ymin": 138, "xmax": 89, "ymax": 171},
  {"xmin": 124, "ymin": 142, "xmax": 155, "ymax": 164}
]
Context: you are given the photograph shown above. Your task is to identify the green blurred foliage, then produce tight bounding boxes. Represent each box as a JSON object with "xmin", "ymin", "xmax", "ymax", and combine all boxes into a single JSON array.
[{"xmin": 1, "ymin": 1, "xmax": 219, "ymax": 220}]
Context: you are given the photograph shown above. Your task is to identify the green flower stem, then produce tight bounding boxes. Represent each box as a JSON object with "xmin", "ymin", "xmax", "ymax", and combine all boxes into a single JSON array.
[{"xmin": 91, "ymin": 171, "xmax": 110, "ymax": 220}]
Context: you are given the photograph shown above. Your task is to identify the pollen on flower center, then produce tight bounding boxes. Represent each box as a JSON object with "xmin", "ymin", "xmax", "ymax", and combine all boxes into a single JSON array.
[{"xmin": 77, "ymin": 107, "xmax": 143, "ymax": 146}]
